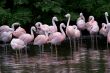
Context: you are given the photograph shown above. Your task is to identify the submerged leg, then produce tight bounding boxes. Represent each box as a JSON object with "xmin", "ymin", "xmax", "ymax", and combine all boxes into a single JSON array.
[
  {"xmin": 19, "ymin": 49, "xmax": 22, "ymax": 63},
  {"xmin": 41, "ymin": 45, "xmax": 44, "ymax": 54},
  {"xmin": 96, "ymin": 35, "xmax": 98, "ymax": 50},
  {"xmin": 55, "ymin": 45, "xmax": 58, "ymax": 61},
  {"xmin": 69, "ymin": 37, "xmax": 73, "ymax": 60},
  {"xmin": 50, "ymin": 44, "xmax": 53, "ymax": 58},
  {"xmin": 73, "ymin": 38, "xmax": 76, "ymax": 51},
  {"xmin": 25, "ymin": 47, "xmax": 28, "ymax": 63},
  {"xmin": 15, "ymin": 50, "xmax": 18, "ymax": 63}
]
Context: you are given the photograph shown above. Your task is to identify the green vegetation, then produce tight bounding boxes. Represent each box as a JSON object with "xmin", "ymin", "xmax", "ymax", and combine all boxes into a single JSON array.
[{"xmin": 0, "ymin": 0, "xmax": 110, "ymax": 26}]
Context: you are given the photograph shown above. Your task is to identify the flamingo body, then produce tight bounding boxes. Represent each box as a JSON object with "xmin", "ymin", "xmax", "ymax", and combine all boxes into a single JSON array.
[
  {"xmin": 11, "ymin": 38, "xmax": 26, "ymax": 50},
  {"xmin": 13, "ymin": 27, "xmax": 26, "ymax": 38}
]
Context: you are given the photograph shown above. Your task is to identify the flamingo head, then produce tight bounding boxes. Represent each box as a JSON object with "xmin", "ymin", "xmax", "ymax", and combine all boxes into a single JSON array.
[
  {"xmin": 65, "ymin": 13, "xmax": 70, "ymax": 18},
  {"xmin": 35, "ymin": 22, "xmax": 42, "ymax": 28},
  {"xmin": 80, "ymin": 12, "xmax": 83, "ymax": 16},
  {"xmin": 73, "ymin": 25, "xmax": 77, "ymax": 29},
  {"xmin": 88, "ymin": 16, "xmax": 94, "ymax": 21},
  {"xmin": 105, "ymin": 12, "xmax": 109, "ymax": 16},
  {"xmin": 60, "ymin": 23, "xmax": 66, "ymax": 28},
  {"xmin": 53, "ymin": 16, "xmax": 58, "ymax": 21},
  {"xmin": 31, "ymin": 26, "xmax": 36, "ymax": 32},
  {"xmin": 102, "ymin": 23, "xmax": 106, "ymax": 27}
]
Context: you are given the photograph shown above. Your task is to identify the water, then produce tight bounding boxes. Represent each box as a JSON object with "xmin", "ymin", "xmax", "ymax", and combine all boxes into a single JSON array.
[{"xmin": 0, "ymin": 36, "xmax": 110, "ymax": 73}]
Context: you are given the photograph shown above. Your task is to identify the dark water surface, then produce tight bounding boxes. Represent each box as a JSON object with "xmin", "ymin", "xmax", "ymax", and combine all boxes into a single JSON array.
[{"xmin": 0, "ymin": 36, "xmax": 110, "ymax": 73}]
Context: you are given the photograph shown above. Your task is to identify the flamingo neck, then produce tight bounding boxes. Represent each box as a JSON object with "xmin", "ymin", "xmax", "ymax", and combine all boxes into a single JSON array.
[
  {"xmin": 81, "ymin": 15, "xmax": 85, "ymax": 21},
  {"xmin": 11, "ymin": 23, "xmax": 20, "ymax": 30},
  {"xmin": 60, "ymin": 24, "xmax": 66, "ymax": 37},
  {"xmin": 11, "ymin": 24, "xmax": 17, "ymax": 30},
  {"xmin": 52, "ymin": 18, "xmax": 57, "ymax": 30},
  {"xmin": 105, "ymin": 14, "xmax": 109, "ymax": 24},
  {"xmin": 67, "ymin": 16, "xmax": 70, "ymax": 27},
  {"xmin": 31, "ymin": 28, "xmax": 34, "ymax": 37}
]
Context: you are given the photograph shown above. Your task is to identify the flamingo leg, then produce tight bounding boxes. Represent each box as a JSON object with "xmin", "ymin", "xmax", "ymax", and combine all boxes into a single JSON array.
[
  {"xmin": 55, "ymin": 45, "xmax": 58, "ymax": 61},
  {"xmin": 5, "ymin": 43, "xmax": 7, "ymax": 56},
  {"xmin": 19, "ymin": 49, "xmax": 22, "ymax": 63},
  {"xmin": 77, "ymin": 38, "xmax": 80, "ymax": 51},
  {"xmin": 93, "ymin": 35, "xmax": 94, "ymax": 49},
  {"xmin": 15, "ymin": 50, "xmax": 18, "ymax": 63},
  {"xmin": 107, "ymin": 40, "xmax": 109, "ymax": 50},
  {"xmin": 39, "ymin": 45, "xmax": 42, "ymax": 59},
  {"xmin": 69, "ymin": 37, "xmax": 73, "ymax": 60},
  {"xmin": 50, "ymin": 44, "xmax": 53, "ymax": 58},
  {"xmin": 96, "ymin": 35, "xmax": 98, "ymax": 50},
  {"xmin": 42, "ymin": 45, "xmax": 44, "ymax": 54},
  {"xmin": 91, "ymin": 35, "xmax": 94, "ymax": 49},
  {"xmin": 73, "ymin": 38, "xmax": 76, "ymax": 52},
  {"xmin": 80, "ymin": 36, "xmax": 82, "ymax": 47},
  {"xmin": 25, "ymin": 47, "xmax": 28, "ymax": 63}
]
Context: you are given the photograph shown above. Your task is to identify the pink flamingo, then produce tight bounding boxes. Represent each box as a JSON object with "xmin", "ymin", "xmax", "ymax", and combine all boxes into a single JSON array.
[
  {"xmin": 19, "ymin": 26, "xmax": 36, "ymax": 44},
  {"xmin": 73, "ymin": 25, "xmax": 81, "ymax": 51},
  {"xmin": 104, "ymin": 12, "xmax": 110, "ymax": 49},
  {"xmin": 77, "ymin": 12, "xmax": 86, "ymax": 30},
  {"xmin": 65, "ymin": 13, "xmax": 75, "ymax": 59},
  {"xmin": 99, "ymin": 23, "xmax": 107, "ymax": 37},
  {"xmin": 48, "ymin": 16, "xmax": 58, "ymax": 33},
  {"xmin": 18, "ymin": 26, "xmax": 36, "ymax": 62},
  {"xmin": 11, "ymin": 38, "xmax": 26, "ymax": 63},
  {"xmin": 86, "ymin": 16, "xmax": 99, "ymax": 49},
  {"xmin": 12, "ymin": 23, "xmax": 26, "ymax": 38},
  {"xmin": 48, "ymin": 23, "xmax": 66, "ymax": 60},
  {"xmin": 0, "ymin": 23, "xmax": 20, "ymax": 55},
  {"xmin": 76, "ymin": 12, "xmax": 85, "ymax": 47},
  {"xmin": 33, "ymin": 31, "xmax": 49, "ymax": 59},
  {"xmin": 35, "ymin": 22, "xmax": 49, "ymax": 35}
]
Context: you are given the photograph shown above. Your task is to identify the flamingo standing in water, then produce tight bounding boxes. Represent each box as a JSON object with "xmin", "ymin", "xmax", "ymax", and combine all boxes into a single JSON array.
[
  {"xmin": 11, "ymin": 38, "xmax": 26, "ymax": 63},
  {"xmin": 65, "ymin": 13, "xmax": 75, "ymax": 59},
  {"xmin": 33, "ymin": 31, "xmax": 49, "ymax": 59},
  {"xmin": 73, "ymin": 25, "xmax": 81, "ymax": 51},
  {"xmin": 86, "ymin": 16, "xmax": 99, "ymax": 49},
  {"xmin": 18, "ymin": 26, "xmax": 36, "ymax": 62},
  {"xmin": 77, "ymin": 13, "xmax": 86, "ymax": 47},
  {"xmin": 48, "ymin": 23, "xmax": 66, "ymax": 60},
  {"xmin": 0, "ymin": 23, "xmax": 21, "ymax": 55},
  {"xmin": 104, "ymin": 12, "xmax": 110, "ymax": 48}
]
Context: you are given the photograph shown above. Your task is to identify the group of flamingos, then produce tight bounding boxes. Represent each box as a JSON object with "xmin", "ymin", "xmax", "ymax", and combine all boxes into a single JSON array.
[{"xmin": 0, "ymin": 12, "xmax": 110, "ymax": 60}]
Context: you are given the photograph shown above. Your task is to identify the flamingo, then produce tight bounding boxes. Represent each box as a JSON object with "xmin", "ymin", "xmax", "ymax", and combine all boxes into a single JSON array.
[
  {"xmin": 76, "ymin": 12, "xmax": 86, "ymax": 30},
  {"xmin": 99, "ymin": 12, "xmax": 110, "ymax": 37},
  {"xmin": 86, "ymin": 16, "xmax": 99, "ymax": 49},
  {"xmin": 76, "ymin": 12, "xmax": 86, "ymax": 47},
  {"xmin": 48, "ymin": 16, "xmax": 58, "ymax": 33},
  {"xmin": 10, "ymin": 38, "xmax": 26, "ymax": 63},
  {"xmin": 19, "ymin": 26, "xmax": 36, "ymax": 44},
  {"xmin": 65, "ymin": 13, "xmax": 74, "ymax": 59},
  {"xmin": 73, "ymin": 25, "xmax": 81, "ymax": 51},
  {"xmin": 0, "ymin": 23, "xmax": 20, "ymax": 55},
  {"xmin": 99, "ymin": 23, "xmax": 107, "ymax": 37},
  {"xmin": 12, "ymin": 22, "xmax": 26, "ymax": 38},
  {"xmin": 48, "ymin": 23, "xmax": 66, "ymax": 60},
  {"xmin": 35, "ymin": 22, "xmax": 49, "ymax": 35},
  {"xmin": 18, "ymin": 26, "xmax": 36, "ymax": 62},
  {"xmin": 33, "ymin": 31, "xmax": 49, "ymax": 59},
  {"xmin": 104, "ymin": 12, "xmax": 110, "ymax": 49}
]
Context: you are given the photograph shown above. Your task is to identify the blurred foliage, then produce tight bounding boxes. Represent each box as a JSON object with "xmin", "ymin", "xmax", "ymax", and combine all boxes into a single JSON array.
[{"xmin": 0, "ymin": 0, "xmax": 110, "ymax": 26}]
